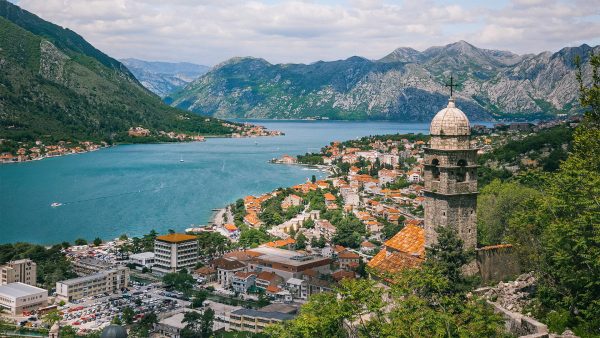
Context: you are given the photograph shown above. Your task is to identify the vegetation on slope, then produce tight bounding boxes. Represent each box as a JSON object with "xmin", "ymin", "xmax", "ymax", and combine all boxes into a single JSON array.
[{"xmin": 0, "ymin": 1, "xmax": 235, "ymax": 148}]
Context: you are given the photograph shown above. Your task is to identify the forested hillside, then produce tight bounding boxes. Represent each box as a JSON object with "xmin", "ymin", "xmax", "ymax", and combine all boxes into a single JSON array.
[{"xmin": 0, "ymin": 0, "xmax": 234, "ymax": 148}]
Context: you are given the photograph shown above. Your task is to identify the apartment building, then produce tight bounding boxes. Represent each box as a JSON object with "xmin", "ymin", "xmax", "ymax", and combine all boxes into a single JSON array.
[
  {"xmin": 229, "ymin": 308, "xmax": 295, "ymax": 333},
  {"xmin": 153, "ymin": 234, "xmax": 199, "ymax": 275},
  {"xmin": 0, "ymin": 259, "xmax": 37, "ymax": 286},
  {"xmin": 55, "ymin": 266, "xmax": 129, "ymax": 301}
]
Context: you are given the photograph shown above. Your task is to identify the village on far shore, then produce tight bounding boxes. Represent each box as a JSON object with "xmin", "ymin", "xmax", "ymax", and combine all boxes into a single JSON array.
[{"xmin": 0, "ymin": 122, "xmax": 283, "ymax": 164}]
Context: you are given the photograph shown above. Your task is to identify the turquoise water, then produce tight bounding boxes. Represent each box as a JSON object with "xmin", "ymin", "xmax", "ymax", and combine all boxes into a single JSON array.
[{"xmin": 0, "ymin": 120, "xmax": 440, "ymax": 244}]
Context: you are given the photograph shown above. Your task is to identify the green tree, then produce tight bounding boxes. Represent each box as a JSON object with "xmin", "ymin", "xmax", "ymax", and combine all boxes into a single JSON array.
[
  {"xmin": 122, "ymin": 306, "xmax": 135, "ymax": 325},
  {"xmin": 74, "ymin": 238, "xmax": 87, "ymax": 245},
  {"xmin": 163, "ymin": 272, "xmax": 196, "ymax": 295},
  {"xmin": 181, "ymin": 311, "xmax": 202, "ymax": 338},
  {"xmin": 477, "ymin": 180, "xmax": 540, "ymax": 246},
  {"xmin": 295, "ymin": 232, "xmax": 307, "ymax": 250},
  {"xmin": 200, "ymin": 308, "xmax": 215, "ymax": 338},
  {"xmin": 43, "ymin": 310, "xmax": 61, "ymax": 326},
  {"xmin": 93, "ymin": 237, "xmax": 102, "ymax": 246}
]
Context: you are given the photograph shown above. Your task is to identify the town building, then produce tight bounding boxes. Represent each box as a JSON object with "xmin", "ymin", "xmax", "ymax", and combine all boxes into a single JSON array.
[
  {"xmin": 231, "ymin": 272, "xmax": 257, "ymax": 294},
  {"xmin": 129, "ymin": 252, "xmax": 155, "ymax": 268},
  {"xmin": 153, "ymin": 233, "xmax": 199, "ymax": 275},
  {"xmin": 0, "ymin": 259, "xmax": 37, "ymax": 286},
  {"xmin": 255, "ymin": 271, "xmax": 284, "ymax": 291},
  {"xmin": 337, "ymin": 250, "xmax": 360, "ymax": 270},
  {"xmin": 71, "ymin": 257, "xmax": 112, "ymax": 276},
  {"xmin": 193, "ymin": 266, "xmax": 217, "ymax": 283},
  {"xmin": 246, "ymin": 247, "xmax": 331, "ymax": 280},
  {"xmin": 229, "ymin": 306, "xmax": 296, "ymax": 333},
  {"xmin": 0, "ymin": 282, "xmax": 48, "ymax": 315},
  {"xmin": 212, "ymin": 257, "xmax": 247, "ymax": 288},
  {"xmin": 55, "ymin": 266, "xmax": 129, "ymax": 301}
]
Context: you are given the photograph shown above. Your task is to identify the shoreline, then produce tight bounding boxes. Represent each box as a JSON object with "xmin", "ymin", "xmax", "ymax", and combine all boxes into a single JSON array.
[{"xmin": 0, "ymin": 133, "xmax": 284, "ymax": 165}]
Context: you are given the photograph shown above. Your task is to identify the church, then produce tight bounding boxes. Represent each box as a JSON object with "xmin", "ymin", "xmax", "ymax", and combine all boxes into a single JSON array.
[{"xmin": 368, "ymin": 93, "xmax": 478, "ymax": 277}]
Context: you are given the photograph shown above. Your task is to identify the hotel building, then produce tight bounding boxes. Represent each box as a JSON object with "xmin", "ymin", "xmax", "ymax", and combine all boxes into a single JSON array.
[{"xmin": 153, "ymin": 234, "xmax": 199, "ymax": 275}]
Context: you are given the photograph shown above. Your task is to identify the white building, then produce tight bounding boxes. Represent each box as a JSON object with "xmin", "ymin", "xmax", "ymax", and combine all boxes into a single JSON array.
[
  {"xmin": 0, "ymin": 259, "xmax": 37, "ymax": 286},
  {"xmin": 153, "ymin": 234, "xmax": 199, "ymax": 275},
  {"xmin": 129, "ymin": 252, "xmax": 155, "ymax": 268},
  {"xmin": 56, "ymin": 266, "xmax": 129, "ymax": 301},
  {"xmin": 0, "ymin": 282, "xmax": 48, "ymax": 315}
]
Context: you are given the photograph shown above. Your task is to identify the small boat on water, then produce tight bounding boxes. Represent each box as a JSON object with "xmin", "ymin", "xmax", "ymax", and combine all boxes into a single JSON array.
[
  {"xmin": 50, "ymin": 202, "xmax": 62, "ymax": 207},
  {"xmin": 179, "ymin": 155, "xmax": 184, "ymax": 162}
]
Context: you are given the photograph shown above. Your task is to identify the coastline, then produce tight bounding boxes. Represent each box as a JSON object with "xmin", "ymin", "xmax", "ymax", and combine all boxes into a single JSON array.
[{"xmin": 0, "ymin": 132, "xmax": 284, "ymax": 165}]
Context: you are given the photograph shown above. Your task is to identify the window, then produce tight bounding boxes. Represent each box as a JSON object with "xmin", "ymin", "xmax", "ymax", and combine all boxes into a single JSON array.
[
  {"xmin": 456, "ymin": 160, "xmax": 467, "ymax": 182},
  {"xmin": 431, "ymin": 159, "xmax": 440, "ymax": 179}
]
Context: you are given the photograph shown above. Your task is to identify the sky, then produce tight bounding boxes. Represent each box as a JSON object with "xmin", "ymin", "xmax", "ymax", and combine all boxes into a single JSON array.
[{"xmin": 10, "ymin": 0, "xmax": 600, "ymax": 66}]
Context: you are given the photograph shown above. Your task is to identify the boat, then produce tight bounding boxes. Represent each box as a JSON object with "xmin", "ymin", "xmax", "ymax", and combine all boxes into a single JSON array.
[
  {"xmin": 179, "ymin": 155, "xmax": 184, "ymax": 163},
  {"xmin": 50, "ymin": 202, "xmax": 62, "ymax": 207}
]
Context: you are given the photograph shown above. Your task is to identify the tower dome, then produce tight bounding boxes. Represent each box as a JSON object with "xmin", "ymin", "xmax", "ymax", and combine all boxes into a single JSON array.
[
  {"xmin": 429, "ymin": 98, "xmax": 470, "ymax": 136},
  {"xmin": 100, "ymin": 325, "xmax": 127, "ymax": 338}
]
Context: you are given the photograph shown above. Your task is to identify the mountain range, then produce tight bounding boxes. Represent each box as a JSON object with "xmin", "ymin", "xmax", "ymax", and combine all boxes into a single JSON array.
[
  {"xmin": 167, "ymin": 41, "xmax": 599, "ymax": 121},
  {"xmin": 120, "ymin": 58, "xmax": 209, "ymax": 98},
  {"xmin": 0, "ymin": 0, "xmax": 233, "ymax": 145}
]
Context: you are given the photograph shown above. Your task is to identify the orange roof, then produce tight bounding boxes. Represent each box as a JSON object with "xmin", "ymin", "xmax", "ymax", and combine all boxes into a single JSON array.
[
  {"xmin": 264, "ymin": 238, "xmax": 295, "ymax": 248},
  {"xmin": 367, "ymin": 248, "xmax": 423, "ymax": 275},
  {"xmin": 324, "ymin": 193, "xmax": 336, "ymax": 201},
  {"xmin": 361, "ymin": 241, "xmax": 376, "ymax": 248},
  {"xmin": 224, "ymin": 223, "xmax": 238, "ymax": 231},
  {"xmin": 156, "ymin": 233, "xmax": 197, "ymax": 243},
  {"xmin": 338, "ymin": 250, "xmax": 360, "ymax": 259},
  {"xmin": 384, "ymin": 224, "xmax": 425, "ymax": 257},
  {"xmin": 266, "ymin": 285, "xmax": 282, "ymax": 293}
]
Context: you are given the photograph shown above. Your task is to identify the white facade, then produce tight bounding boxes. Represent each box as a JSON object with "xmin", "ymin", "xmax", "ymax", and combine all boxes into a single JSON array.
[
  {"xmin": 129, "ymin": 252, "xmax": 155, "ymax": 268},
  {"xmin": 153, "ymin": 234, "xmax": 199, "ymax": 275},
  {"xmin": 0, "ymin": 282, "xmax": 48, "ymax": 315},
  {"xmin": 0, "ymin": 259, "xmax": 37, "ymax": 286},
  {"xmin": 55, "ymin": 266, "xmax": 129, "ymax": 301}
]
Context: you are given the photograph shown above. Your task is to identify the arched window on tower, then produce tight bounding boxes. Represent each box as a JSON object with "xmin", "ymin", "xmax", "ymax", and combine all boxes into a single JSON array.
[
  {"xmin": 457, "ymin": 159, "xmax": 467, "ymax": 182},
  {"xmin": 431, "ymin": 158, "xmax": 440, "ymax": 180}
]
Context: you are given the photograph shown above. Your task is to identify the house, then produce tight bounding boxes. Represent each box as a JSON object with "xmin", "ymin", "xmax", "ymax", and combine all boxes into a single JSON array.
[
  {"xmin": 407, "ymin": 171, "xmax": 422, "ymax": 183},
  {"xmin": 281, "ymin": 194, "xmax": 303, "ymax": 210},
  {"xmin": 279, "ymin": 155, "xmax": 297, "ymax": 164},
  {"xmin": 316, "ymin": 180, "xmax": 330, "ymax": 189},
  {"xmin": 332, "ymin": 270, "xmax": 356, "ymax": 282},
  {"xmin": 360, "ymin": 241, "xmax": 377, "ymax": 254},
  {"xmin": 315, "ymin": 220, "xmax": 336, "ymax": 240},
  {"xmin": 324, "ymin": 192, "xmax": 338, "ymax": 209},
  {"xmin": 255, "ymin": 271, "xmax": 284, "ymax": 291},
  {"xmin": 211, "ymin": 258, "xmax": 247, "ymax": 288},
  {"xmin": 285, "ymin": 277, "xmax": 308, "ymax": 300},
  {"xmin": 244, "ymin": 213, "xmax": 264, "ymax": 228},
  {"xmin": 193, "ymin": 266, "xmax": 217, "ymax": 283},
  {"xmin": 232, "ymin": 272, "xmax": 257, "ymax": 294},
  {"xmin": 223, "ymin": 223, "xmax": 239, "ymax": 236},
  {"xmin": 337, "ymin": 250, "xmax": 360, "ymax": 270},
  {"xmin": 263, "ymin": 238, "xmax": 296, "ymax": 250},
  {"xmin": 378, "ymin": 169, "xmax": 397, "ymax": 186}
]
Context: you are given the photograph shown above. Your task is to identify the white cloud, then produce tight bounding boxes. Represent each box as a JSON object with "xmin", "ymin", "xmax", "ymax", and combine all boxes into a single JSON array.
[{"xmin": 13, "ymin": 0, "xmax": 600, "ymax": 65}]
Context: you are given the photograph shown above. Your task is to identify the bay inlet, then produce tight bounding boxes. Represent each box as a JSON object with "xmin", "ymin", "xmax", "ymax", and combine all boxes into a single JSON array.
[{"xmin": 0, "ymin": 120, "xmax": 442, "ymax": 244}]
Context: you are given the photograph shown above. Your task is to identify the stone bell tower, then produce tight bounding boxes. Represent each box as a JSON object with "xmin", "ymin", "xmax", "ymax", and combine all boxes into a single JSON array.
[{"xmin": 423, "ymin": 96, "xmax": 478, "ymax": 251}]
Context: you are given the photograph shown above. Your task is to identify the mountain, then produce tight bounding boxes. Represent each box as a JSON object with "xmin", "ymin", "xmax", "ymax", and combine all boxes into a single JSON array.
[
  {"xmin": 169, "ymin": 40, "xmax": 599, "ymax": 121},
  {"xmin": 0, "ymin": 0, "xmax": 234, "ymax": 146},
  {"xmin": 120, "ymin": 58, "xmax": 209, "ymax": 98}
]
